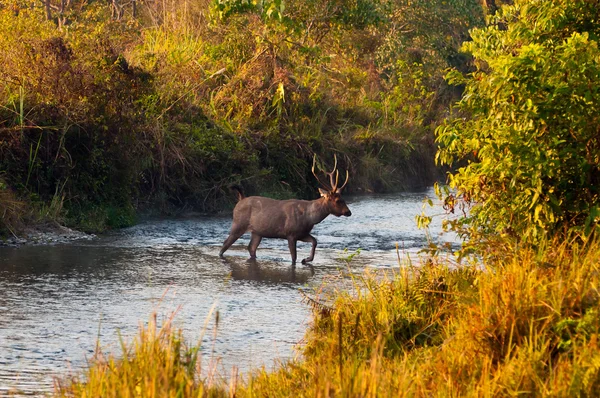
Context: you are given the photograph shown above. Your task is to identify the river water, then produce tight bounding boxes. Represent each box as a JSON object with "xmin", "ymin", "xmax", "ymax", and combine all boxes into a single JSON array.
[{"xmin": 0, "ymin": 188, "xmax": 457, "ymax": 395}]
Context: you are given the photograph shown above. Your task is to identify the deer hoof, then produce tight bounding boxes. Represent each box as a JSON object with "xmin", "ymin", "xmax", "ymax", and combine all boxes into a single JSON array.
[{"xmin": 301, "ymin": 258, "xmax": 312, "ymax": 265}]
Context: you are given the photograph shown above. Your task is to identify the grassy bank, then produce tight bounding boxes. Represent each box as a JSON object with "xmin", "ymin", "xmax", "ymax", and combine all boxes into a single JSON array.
[
  {"xmin": 55, "ymin": 237, "xmax": 600, "ymax": 397},
  {"xmin": 244, "ymin": 238, "xmax": 600, "ymax": 396},
  {"xmin": 0, "ymin": 0, "xmax": 488, "ymax": 236}
]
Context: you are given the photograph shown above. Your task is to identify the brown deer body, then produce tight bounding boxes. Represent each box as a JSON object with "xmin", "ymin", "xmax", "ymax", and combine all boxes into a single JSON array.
[{"xmin": 219, "ymin": 157, "xmax": 351, "ymax": 264}]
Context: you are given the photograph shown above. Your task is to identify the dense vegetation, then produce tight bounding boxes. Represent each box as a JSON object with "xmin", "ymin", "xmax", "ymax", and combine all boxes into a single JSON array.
[
  {"xmin": 0, "ymin": 0, "xmax": 487, "ymax": 235},
  {"xmin": 435, "ymin": 0, "xmax": 600, "ymax": 256}
]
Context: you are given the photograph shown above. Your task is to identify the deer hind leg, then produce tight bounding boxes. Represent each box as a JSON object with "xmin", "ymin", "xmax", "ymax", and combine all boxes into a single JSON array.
[
  {"xmin": 299, "ymin": 234, "xmax": 317, "ymax": 264},
  {"xmin": 220, "ymin": 224, "xmax": 246, "ymax": 258},
  {"xmin": 247, "ymin": 232, "xmax": 262, "ymax": 260},
  {"xmin": 287, "ymin": 238, "xmax": 297, "ymax": 265}
]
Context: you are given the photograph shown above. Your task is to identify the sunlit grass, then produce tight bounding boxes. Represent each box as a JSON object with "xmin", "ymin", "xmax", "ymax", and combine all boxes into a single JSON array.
[
  {"xmin": 55, "ymin": 236, "xmax": 600, "ymax": 397},
  {"xmin": 54, "ymin": 310, "xmax": 227, "ymax": 398}
]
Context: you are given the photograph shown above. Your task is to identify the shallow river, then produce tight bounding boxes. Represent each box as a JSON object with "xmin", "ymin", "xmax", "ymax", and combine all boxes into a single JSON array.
[{"xmin": 0, "ymin": 188, "xmax": 456, "ymax": 395}]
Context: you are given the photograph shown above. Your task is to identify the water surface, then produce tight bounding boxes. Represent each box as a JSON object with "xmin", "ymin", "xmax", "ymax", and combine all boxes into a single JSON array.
[{"xmin": 0, "ymin": 188, "xmax": 456, "ymax": 395}]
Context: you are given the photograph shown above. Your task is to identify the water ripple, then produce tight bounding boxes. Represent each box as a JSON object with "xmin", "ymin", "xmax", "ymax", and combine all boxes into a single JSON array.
[{"xmin": 0, "ymin": 188, "xmax": 458, "ymax": 394}]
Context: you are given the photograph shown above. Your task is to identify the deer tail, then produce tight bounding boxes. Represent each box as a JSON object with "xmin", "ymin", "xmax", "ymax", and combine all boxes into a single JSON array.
[{"xmin": 230, "ymin": 185, "xmax": 246, "ymax": 202}]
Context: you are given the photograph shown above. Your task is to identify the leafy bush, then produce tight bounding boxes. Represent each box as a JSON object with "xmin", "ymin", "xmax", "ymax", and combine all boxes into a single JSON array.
[{"xmin": 436, "ymin": 0, "xmax": 600, "ymax": 252}]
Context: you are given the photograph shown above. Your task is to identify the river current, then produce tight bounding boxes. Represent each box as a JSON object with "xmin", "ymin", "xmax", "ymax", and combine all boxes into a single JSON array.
[{"xmin": 0, "ymin": 188, "xmax": 457, "ymax": 395}]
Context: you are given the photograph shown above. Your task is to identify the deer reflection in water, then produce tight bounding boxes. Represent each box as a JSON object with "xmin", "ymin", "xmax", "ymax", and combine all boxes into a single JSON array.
[{"xmin": 223, "ymin": 256, "xmax": 315, "ymax": 284}]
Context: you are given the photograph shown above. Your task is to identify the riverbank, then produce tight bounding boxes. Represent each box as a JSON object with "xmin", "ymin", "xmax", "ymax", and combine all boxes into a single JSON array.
[
  {"xmin": 54, "ymin": 236, "xmax": 600, "ymax": 397},
  {"xmin": 0, "ymin": 135, "xmax": 441, "ymax": 238},
  {"xmin": 0, "ymin": 0, "xmax": 480, "ymax": 238},
  {"xmin": 0, "ymin": 221, "xmax": 94, "ymax": 247}
]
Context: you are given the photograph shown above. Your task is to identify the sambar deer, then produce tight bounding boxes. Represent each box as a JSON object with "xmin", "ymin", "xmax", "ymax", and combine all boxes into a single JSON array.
[{"xmin": 219, "ymin": 156, "xmax": 352, "ymax": 264}]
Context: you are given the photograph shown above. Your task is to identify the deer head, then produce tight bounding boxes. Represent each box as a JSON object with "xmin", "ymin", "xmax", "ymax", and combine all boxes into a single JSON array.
[{"xmin": 312, "ymin": 154, "xmax": 351, "ymax": 217}]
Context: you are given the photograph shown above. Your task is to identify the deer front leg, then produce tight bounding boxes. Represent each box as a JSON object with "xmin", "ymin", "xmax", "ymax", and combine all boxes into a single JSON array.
[
  {"xmin": 248, "ymin": 233, "xmax": 262, "ymax": 260},
  {"xmin": 287, "ymin": 238, "xmax": 297, "ymax": 265},
  {"xmin": 299, "ymin": 235, "xmax": 317, "ymax": 264}
]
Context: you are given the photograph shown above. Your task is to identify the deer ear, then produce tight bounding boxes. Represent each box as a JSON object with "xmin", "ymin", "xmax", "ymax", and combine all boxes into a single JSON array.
[{"xmin": 318, "ymin": 188, "xmax": 329, "ymax": 197}]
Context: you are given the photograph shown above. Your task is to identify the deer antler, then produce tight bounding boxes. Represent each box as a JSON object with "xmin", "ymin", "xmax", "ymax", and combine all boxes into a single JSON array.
[
  {"xmin": 313, "ymin": 154, "xmax": 349, "ymax": 192},
  {"xmin": 337, "ymin": 170, "xmax": 349, "ymax": 192},
  {"xmin": 326, "ymin": 154, "xmax": 339, "ymax": 191}
]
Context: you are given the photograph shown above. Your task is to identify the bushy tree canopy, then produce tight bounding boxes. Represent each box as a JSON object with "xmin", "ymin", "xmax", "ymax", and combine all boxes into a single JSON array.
[{"xmin": 437, "ymin": 0, "xmax": 600, "ymax": 251}]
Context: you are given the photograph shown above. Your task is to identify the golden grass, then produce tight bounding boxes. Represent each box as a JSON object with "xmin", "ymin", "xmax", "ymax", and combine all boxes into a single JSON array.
[
  {"xmin": 55, "ymin": 237, "xmax": 600, "ymax": 397},
  {"xmin": 54, "ymin": 311, "xmax": 226, "ymax": 398}
]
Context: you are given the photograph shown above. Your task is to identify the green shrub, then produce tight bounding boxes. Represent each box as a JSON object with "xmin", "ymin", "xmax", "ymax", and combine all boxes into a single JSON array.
[{"xmin": 436, "ymin": 0, "xmax": 600, "ymax": 252}]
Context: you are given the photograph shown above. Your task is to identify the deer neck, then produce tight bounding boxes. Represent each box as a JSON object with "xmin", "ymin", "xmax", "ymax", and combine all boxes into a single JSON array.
[{"xmin": 308, "ymin": 197, "xmax": 332, "ymax": 225}]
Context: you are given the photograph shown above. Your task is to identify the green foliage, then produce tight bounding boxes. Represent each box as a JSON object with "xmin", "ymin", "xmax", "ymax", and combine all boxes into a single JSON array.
[
  {"xmin": 436, "ymin": 0, "xmax": 600, "ymax": 252},
  {"xmin": 66, "ymin": 203, "xmax": 136, "ymax": 233},
  {"xmin": 0, "ymin": 0, "xmax": 485, "ymax": 232},
  {"xmin": 212, "ymin": 0, "xmax": 286, "ymax": 22}
]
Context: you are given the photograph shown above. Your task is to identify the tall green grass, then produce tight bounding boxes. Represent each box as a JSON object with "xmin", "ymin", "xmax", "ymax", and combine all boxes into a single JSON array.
[{"xmin": 55, "ymin": 237, "xmax": 600, "ymax": 397}]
